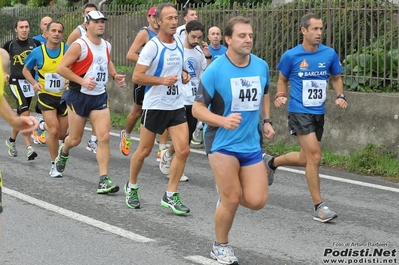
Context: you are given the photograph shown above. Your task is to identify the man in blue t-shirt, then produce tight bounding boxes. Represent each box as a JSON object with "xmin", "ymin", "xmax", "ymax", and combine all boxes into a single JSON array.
[
  {"xmin": 207, "ymin": 26, "xmax": 227, "ymax": 61},
  {"xmin": 269, "ymin": 13, "xmax": 348, "ymax": 223},
  {"xmin": 193, "ymin": 16, "xmax": 274, "ymax": 265},
  {"xmin": 33, "ymin": 16, "xmax": 52, "ymax": 44}
]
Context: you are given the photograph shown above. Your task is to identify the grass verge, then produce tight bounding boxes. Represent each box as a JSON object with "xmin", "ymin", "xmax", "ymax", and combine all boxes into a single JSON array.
[{"xmin": 264, "ymin": 141, "xmax": 399, "ymax": 181}]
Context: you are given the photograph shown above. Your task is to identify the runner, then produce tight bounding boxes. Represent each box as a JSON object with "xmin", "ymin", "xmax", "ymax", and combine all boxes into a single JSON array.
[
  {"xmin": 120, "ymin": 6, "xmax": 159, "ymax": 157},
  {"xmin": 23, "ymin": 21, "xmax": 69, "ymax": 178},
  {"xmin": 56, "ymin": 11, "xmax": 126, "ymax": 193},
  {"xmin": 3, "ymin": 18, "xmax": 41, "ymax": 160},
  {"xmin": 124, "ymin": 3, "xmax": 191, "ymax": 214},
  {"xmin": 192, "ymin": 16, "xmax": 274, "ymax": 264},
  {"xmin": 66, "ymin": 2, "xmax": 99, "ymax": 154}
]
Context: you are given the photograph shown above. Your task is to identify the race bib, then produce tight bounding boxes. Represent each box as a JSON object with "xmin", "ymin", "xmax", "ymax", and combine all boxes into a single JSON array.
[
  {"xmin": 17, "ymin": 79, "xmax": 35, "ymax": 97},
  {"xmin": 230, "ymin": 76, "xmax": 262, "ymax": 111},
  {"xmin": 45, "ymin": 73, "xmax": 65, "ymax": 93},
  {"xmin": 161, "ymin": 83, "xmax": 181, "ymax": 104},
  {"xmin": 94, "ymin": 65, "xmax": 108, "ymax": 88},
  {"xmin": 183, "ymin": 79, "xmax": 198, "ymax": 104},
  {"xmin": 302, "ymin": 80, "xmax": 327, "ymax": 107}
]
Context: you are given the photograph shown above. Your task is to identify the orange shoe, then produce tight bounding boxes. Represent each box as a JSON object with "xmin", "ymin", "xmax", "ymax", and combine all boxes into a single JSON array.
[
  {"xmin": 37, "ymin": 132, "xmax": 46, "ymax": 144},
  {"xmin": 119, "ymin": 130, "xmax": 132, "ymax": 156},
  {"xmin": 31, "ymin": 131, "xmax": 46, "ymax": 145}
]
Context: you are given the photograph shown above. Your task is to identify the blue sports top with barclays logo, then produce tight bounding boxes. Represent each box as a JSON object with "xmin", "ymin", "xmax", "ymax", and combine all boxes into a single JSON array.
[{"xmin": 277, "ymin": 43, "xmax": 342, "ymax": 115}]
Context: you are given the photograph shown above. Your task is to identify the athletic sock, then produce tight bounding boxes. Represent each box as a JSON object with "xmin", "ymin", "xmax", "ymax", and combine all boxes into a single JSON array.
[
  {"xmin": 39, "ymin": 122, "xmax": 45, "ymax": 131},
  {"xmin": 125, "ymin": 132, "xmax": 131, "ymax": 139},
  {"xmin": 314, "ymin": 202, "xmax": 323, "ymax": 211},
  {"xmin": 9, "ymin": 137, "xmax": 15, "ymax": 142},
  {"xmin": 128, "ymin": 182, "xmax": 138, "ymax": 189},
  {"xmin": 99, "ymin": 174, "xmax": 108, "ymax": 182},
  {"xmin": 159, "ymin": 144, "xmax": 166, "ymax": 150},
  {"xmin": 90, "ymin": 135, "xmax": 97, "ymax": 142},
  {"xmin": 166, "ymin": 191, "xmax": 175, "ymax": 197},
  {"xmin": 268, "ymin": 157, "xmax": 277, "ymax": 170}
]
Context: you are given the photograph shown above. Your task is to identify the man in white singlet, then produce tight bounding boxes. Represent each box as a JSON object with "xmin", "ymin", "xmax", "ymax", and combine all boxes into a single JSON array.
[
  {"xmin": 124, "ymin": 3, "xmax": 191, "ymax": 215},
  {"xmin": 56, "ymin": 11, "xmax": 126, "ymax": 194}
]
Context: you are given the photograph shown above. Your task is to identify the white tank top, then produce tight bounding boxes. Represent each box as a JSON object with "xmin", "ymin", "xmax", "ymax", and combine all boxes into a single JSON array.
[
  {"xmin": 72, "ymin": 36, "xmax": 111, "ymax": 95},
  {"xmin": 138, "ymin": 36, "xmax": 184, "ymax": 110}
]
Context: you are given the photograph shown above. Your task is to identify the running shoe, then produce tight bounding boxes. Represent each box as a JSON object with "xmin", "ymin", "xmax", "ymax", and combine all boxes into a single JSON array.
[
  {"xmin": 156, "ymin": 149, "xmax": 162, "ymax": 162},
  {"xmin": 31, "ymin": 131, "xmax": 46, "ymax": 145},
  {"xmin": 263, "ymin": 153, "xmax": 275, "ymax": 186},
  {"xmin": 49, "ymin": 163, "xmax": 62, "ymax": 178},
  {"xmin": 119, "ymin": 130, "xmax": 132, "ymax": 156},
  {"xmin": 86, "ymin": 140, "xmax": 98, "ymax": 153},
  {"xmin": 5, "ymin": 139, "xmax": 17, "ymax": 157},
  {"xmin": 27, "ymin": 146, "xmax": 38, "ymax": 161},
  {"xmin": 191, "ymin": 128, "xmax": 203, "ymax": 145},
  {"xmin": 55, "ymin": 144, "xmax": 68, "ymax": 172},
  {"xmin": 159, "ymin": 149, "xmax": 173, "ymax": 175},
  {"xmin": 33, "ymin": 115, "xmax": 47, "ymax": 145},
  {"xmin": 36, "ymin": 115, "xmax": 46, "ymax": 135},
  {"xmin": 313, "ymin": 202, "xmax": 338, "ymax": 223},
  {"xmin": 210, "ymin": 243, "xmax": 239, "ymax": 265},
  {"xmin": 160, "ymin": 192, "xmax": 190, "ymax": 215},
  {"xmin": 97, "ymin": 176, "xmax": 119, "ymax": 194},
  {"xmin": 123, "ymin": 182, "xmax": 140, "ymax": 209},
  {"xmin": 166, "ymin": 172, "xmax": 189, "ymax": 182}
]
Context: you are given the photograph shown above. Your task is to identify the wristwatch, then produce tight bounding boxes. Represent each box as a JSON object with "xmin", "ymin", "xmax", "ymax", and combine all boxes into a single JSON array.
[
  {"xmin": 205, "ymin": 55, "xmax": 212, "ymax": 59},
  {"xmin": 263, "ymin": 119, "xmax": 273, "ymax": 125},
  {"xmin": 337, "ymin": 94, "xmax": 346, "ymax": 100}
]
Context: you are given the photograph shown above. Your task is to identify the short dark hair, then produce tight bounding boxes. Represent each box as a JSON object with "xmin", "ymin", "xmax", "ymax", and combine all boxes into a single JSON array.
[
  {"xmin": 224, "ymin": 16, "xmax": 251, "ymax": 38},
  {"xmin": 186, "ymin": 20, "xmax": 204, "ymax": 34},
  {"xmin": 155, "ymin": 3, "xmax": 176, "ymax": 21},
  {"xmin": 300, "ymin": 13, "xmax": 321, "ymax": 29},
  {"xmin": 46, "ymin": 21, "xmax": 64, "ymax": 32},
  {"xmin": 83, "ymin": 2, "xmax": 98, "ymax": 13},
  {"xmin": 14, "ymin": 18, "xmax": 30, "ymax": 29},
  {"xmin": 182, "ymin": 7, "xmax": 195, "ymax": 17}
]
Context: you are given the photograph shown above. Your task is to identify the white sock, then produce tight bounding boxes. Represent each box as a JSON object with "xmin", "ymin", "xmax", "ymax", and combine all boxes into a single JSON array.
[
  {"xmin": 196, "ymin": 122, "xmax": 203, "ymax": 130},
  {"xmin": 166, "ymin": 191, "xmax": 175, "ymax": 197},
  {"xmin": 39, "ymin": 122, "xmax": 45, "ymax": 131},
  {"xmin": 128, "ymin": 182, "xmax": 138, "ymax": 189},
  {"xmin": 90, "ymin": 135, "xmax": 97, "ymax": 142},
  {"xmin": 159, "ymin": 144, "xmax": 166, "ymax": 150},
  {"xmin": 125, "ymin": 132, "xmax": 131, "ymax": 139}
]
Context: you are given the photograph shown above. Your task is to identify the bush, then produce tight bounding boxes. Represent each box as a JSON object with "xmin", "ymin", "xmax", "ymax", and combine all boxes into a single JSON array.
[{"xmin": 342, "ymin": 46, "xmax": 399, "ymax": 92}]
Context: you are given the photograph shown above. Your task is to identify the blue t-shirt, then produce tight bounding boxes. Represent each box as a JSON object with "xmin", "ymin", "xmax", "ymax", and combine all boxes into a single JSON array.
[
  {"xmin": 208, "ymin": 44, "xmax": 227, "ymax": 61},
  {"xmin": 196, "ymin": 53, "xmax": 270, "ymax": 154},
  {"xmin": 33, "ymin": 34, "xmax": 46, "ymax": 44},
  {"xmin": 24, "ymin": 43, "xmax": 70, "ymax": 74},
  {"xmin": 277, "ymin": 43, "xmax": 342, "ymax": 115}
]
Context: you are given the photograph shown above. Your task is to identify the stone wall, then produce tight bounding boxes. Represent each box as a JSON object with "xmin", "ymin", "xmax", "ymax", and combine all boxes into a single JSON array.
[{"xmin": 107, "ymin": 75, "xmax": 399, "ymax": 155}]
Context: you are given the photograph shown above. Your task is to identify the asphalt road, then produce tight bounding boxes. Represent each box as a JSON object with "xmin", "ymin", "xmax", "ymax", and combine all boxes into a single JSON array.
[{"xmin": 0, "ymin": 119, "xmax": 398, "ymax": 265}]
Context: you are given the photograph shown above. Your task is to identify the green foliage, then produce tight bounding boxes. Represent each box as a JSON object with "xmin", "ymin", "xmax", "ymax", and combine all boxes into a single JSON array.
[
  {"xmin": 263, "ymin": 140, "xmax": 301, "ymax": 156},
  {"xmin": 26, "ymin": 0, "xmax": 52, "ymax": 7},
  {"xmin": 346, "ymin": 143, "xmax": 399, "ymax": 177},
  {"xmin": 0, "ymin": 0, "xmax": 12, "ymax": 8},
  {"xmin": 321, "ymin": 150, "xmax": 346, "ymax": 168},
  {"xmin": 115, "ymin": 65, "xmax": 134, "ymax": 73},
  {"xmin": 261, "ymin": 0, "xmax": 399, "ymax": 84},
  {"xmin": 264, "ymin": 141, "xmax": 399, "ymax": 178},
  {"xmin": 342, "ymin": 47, "xmax": 399, "ymax": 92}
]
